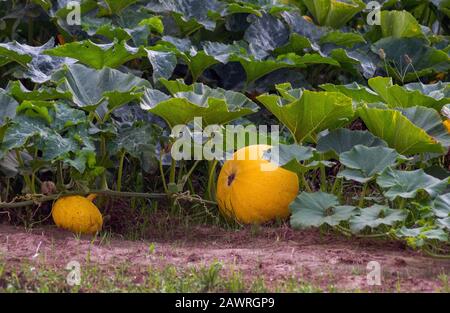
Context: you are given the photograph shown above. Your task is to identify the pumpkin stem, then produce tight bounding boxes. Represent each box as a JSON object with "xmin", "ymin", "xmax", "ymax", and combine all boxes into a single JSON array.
[{"xmin": 86, "ymin": 194, "xmax": 97, "ymax": 202}]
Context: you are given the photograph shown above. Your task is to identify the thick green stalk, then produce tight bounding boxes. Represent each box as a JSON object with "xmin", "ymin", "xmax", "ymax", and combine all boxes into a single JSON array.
[
  {"xmin": 207, "ymin": 160, "xmax": 219, "ymax": 200},
  {"xmin": 15, "ymin": 149, "xmax": 33, "ymax": 193},
  {"xmin": 56, "ymin": 161, "xmax": 64, "ymax": 190},
  {"xmin": 423, "ymin": 246, "xmax": 450, "ymax": 259},
  {"xmin": 159, "ymin": 155, "xmax": 168, "ymax": 194},
  {"xmin": 358, "ymin": 183, "xmax": 368, "ymax": 207},
  {"xmin": 300, "ymin": 172, "xmax": 312, "ymax": 192},
  {"xmin": 0, "ymin": 190, "xmax": 168, "ymax": 209},
  {"xmin": 331, "ymin": 176, "xmax": 341, "ymax": 195},
  {"xmin": 398, "ymin": 198, "xmax": 406, "ymax": 210},
  {"xmin": 169, "ymin": 157, "xmax": 176, "ymax": 184},
  {"xmin": 5, "ymin": 178, "xmax": 10, "ymax": 202},
  {"xmin": 100, "ymin": 136, "xmax": 108, "ymax": 190},
  {"xmin": 116, "ymin": 150, "xmax": 126, "ymax": 192},
  {"xmin": 319, "ymin": 164, "xmax": 327, "ymax": 191},
  {"xmin": 181, "ymin": 160, "xmax": 201, "ymax": 189}
]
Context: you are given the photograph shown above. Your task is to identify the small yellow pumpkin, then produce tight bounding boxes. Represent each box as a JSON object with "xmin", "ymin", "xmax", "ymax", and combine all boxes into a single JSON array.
[
  {"xmin": 52, "ymin": 194, "xmax": 103, "ymax": 234},
  {"xmin": 444, "ymin": 119, "xmax": 450, "ymax": 133},
  {"xmin": 216, "ymin": 145, "xmax": 299, "ymax": 224}
]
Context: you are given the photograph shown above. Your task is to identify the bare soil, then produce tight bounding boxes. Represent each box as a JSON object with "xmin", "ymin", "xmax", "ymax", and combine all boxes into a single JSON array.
[{"xmin": 1, "ymin": 223, "xmax": 449, "ymax": 292}]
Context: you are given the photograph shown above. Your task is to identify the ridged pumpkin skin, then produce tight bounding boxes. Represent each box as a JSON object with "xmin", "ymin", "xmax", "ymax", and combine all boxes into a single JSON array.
[
  {"xmin": 216, "ymin": 145, "xmax": 299, "ymax": 224},
  {"xmin": 52, "ymin": 195, "xmax": 103, "ymax": 234},
  {"xmin": 444, "ymin": 119, "xmax": 450, "ymax": 133}
]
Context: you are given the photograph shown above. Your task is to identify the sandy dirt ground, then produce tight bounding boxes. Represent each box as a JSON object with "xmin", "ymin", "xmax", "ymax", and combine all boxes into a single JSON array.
[{"xmin": 0, "ymin": 224, "xmax": 449, "ymax": 292}]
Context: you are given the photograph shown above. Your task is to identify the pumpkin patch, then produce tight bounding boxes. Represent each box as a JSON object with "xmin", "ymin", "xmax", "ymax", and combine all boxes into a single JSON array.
[{"xmin": 0, "ymin": 0, "xmax": 449, "ymax": 293}]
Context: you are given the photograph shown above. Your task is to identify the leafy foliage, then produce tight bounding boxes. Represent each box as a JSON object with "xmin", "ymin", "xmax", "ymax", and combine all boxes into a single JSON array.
[{"xmin": 0, "ymin": 0, "xmax": 449, "ymax": 252}]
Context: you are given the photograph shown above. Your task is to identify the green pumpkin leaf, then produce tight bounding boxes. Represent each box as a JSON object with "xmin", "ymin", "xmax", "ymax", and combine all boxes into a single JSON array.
[
  {"xmin": 52, "ymin": 64, "xmax": 150, "ymax": 109},
  {"xmin": 328, "ymin": 47, "xmax": 378, "ymax": 79},
  {"xmin": 0, "ymin": 38, "xmax": 75, "ymax": 83},
  {"xmin": 290, "ymin": 191, "xmax": 357, "ymax": 229},
  {"xmin": 396, "ymin": 226, "xmax": 448, "ymax": 247},
  {"xmin": 349, "ymin": 204, "xmax": 407, "ymax": 232},
  {"xmin": 53, "ymin": 102, "xmax": 90, "ymax": 130},
  {"xmin": 91, "ymin": 24, "xmax": 132, "ymax": 42},
  {"xmin": 0, "ymin": 151, "xmax": 32, "ymax": 178},
  {"xmin": 6, "ymin": 80, "xmax": 72, "ymax": 102},
  {"xmin": 368, "ymin": 77, "xmax": 450, "ymax": 110},
  {"xmin": 0, "ymin": 90, "xmax": 18, "ymax": 127},
  {"xmin": 65, "ymin": 148, "xmax": 98, "ymax": 174},
  {"xmin": 155, "ymin": 38, "xmax": 220, "ymax": 82},
  {"xmin": 0, "ymin": 41, "xmax": 33, "ymax": 67},
  {"xmin": 98, "ymin": 0, "xmax": 139, "ymax": 15},
  {"xmin": 262, "ymin": 144, "xmax": 315, "ymax": 173},
  {"xmin": 145, "ymin": 0, "xmax": 224, "ymax": 32},
  {"xmin": 400, "ymin": 106, "xmax": 450, "ymax": 148},
  {"xmin": 274, "ymin": 33, "xmax": 314, "ymax": 56},
  {"xmin": 433, "ymin": 193, "xmax": 450, "ymax": 218},
  {"xmin": 372, "ymin": 37, "xmax": 450, "ymax": 82},
  {"xmin": 110, "ymin": 123, "xmax": 160, "ymax": 172},
  {"xmin": 204, "ymin": 42, "xmax": 338, "ymax": 84},
  {"xmin": 1, "ymin": 116, "xmax": 56, "ymax": 158},
  {"xmin": 404, "ymin": 81, "xmax": 450, "ymax": 102},
  {"xmin": 319, "ymin": 31, "xmax": 366, "ymax": 48},
  {"xmin": 297, "ymin": 160, "xmax": 336, "ymax": 174},
  {"xmin": 320, "ymin": 82, "xmax": 383, "ymax": 104},
  {"xmin": 257, "ymin": 88, "xmax": 354, "ymax": 143},
  {"xmin": 302, "ymin": 0, "xmax": 365, "ymax": 28},
  {"xmin": 159, "ymin": 78, "xmax": 194, "ymax": 94},
  {"xmin": 226, "ymin": 3, "xmax": 263, "ymax": 17},
  {"xmin": 244, "ymin": 13, "xmax": 290, "ymax": 59},
  {"xmin": 140, "ymin": 83, "xmax": 258, "ymax": 128},
  {"xmin": 139, "ymin": 16, "xmax": 165, "ymax": 34},
  {"xmin": 357, "ymin": 106, "xmax": 445, "ymax": 155},
  {"xmin": 44, "ymin": 40, "xmax": 145, "ymax": 69},
  {"xmin": 239, "ymin": 53, "xmax": 339, "ymax": 84},
  {"xmin": 317, "ymin": 129, "xmax": 387, "ymax": 159},
  {"xmin": 380, "ymin": 10, "xmax": 424, "ymax": 38},
  {"xmin": 437, "ymin": 218, "xmax": 450, "ymax": 231},
  {"xmin": 377, "ymin": 167, "xmax": 448, "ymax": 200},
  {"xmin": 16, "ymin": 100, "xmax": 54, "ymax": 125},
  {"xmin": 338, "ymin": 145, "xmax": 401, "ymax": 183},
  {"xmin": 1, "ymin": 101, "xmax": 93, "ymax": 162}
]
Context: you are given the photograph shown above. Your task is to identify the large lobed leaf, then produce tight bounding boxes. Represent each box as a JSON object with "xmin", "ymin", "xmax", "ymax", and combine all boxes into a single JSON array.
[
  {"xmin": 290, "ymin": 191, "xmax": 357, "ymax": 229},
  {"xmin": 140, "ymin": 80, "xmax": 258, "ymax": 128},
  {"xmin": 51, "ymin": 64, "xmax": 150, "ymax": 110},
  {"xmin": 357, "ymin": 106, "xmax": 445, "ymax": 155},
  {"xmin": 302, "ymin": 0, "xmax": 365, "ymax": 28},
  {"xmin": 317, "ymin": 128, "xmax": 387, "ymax": 159},
  {"xmin": 338, "ymin": 145, "xmax": 401, "ymax": 183},
  {"xmin": 0, "ymin": 38, "xmax": 76, "ymax": 83},
  {"xmin": 349, "ymin": 204, "xmax": 407, "ymax": 232},
  {"xmin": 44, "ymin": 40, "xmax": 145, "ymax": 69},
  {"xmin": 257, "ymin": 85, "xmax": 354, "ymax": 143},
  {"xmin": 377, "ymin": 167, "xmax": 448, "ymax": 200}
]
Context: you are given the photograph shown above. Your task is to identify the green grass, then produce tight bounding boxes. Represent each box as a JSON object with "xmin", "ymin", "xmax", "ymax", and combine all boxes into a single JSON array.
[
  {"xmin": 0, "ymin": 258, "xmax": 326, "ymax": 293},
  {"xmin": 438, "ymin": 272, "xmax": 449, "ymax": 293}
]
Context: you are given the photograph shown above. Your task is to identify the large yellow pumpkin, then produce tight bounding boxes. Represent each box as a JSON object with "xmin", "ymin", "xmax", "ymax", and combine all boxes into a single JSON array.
[
  {"xmin": 216, "ymin": 145, "xmax": 299, "ymax": 224},
  {"xmin": 52, "ymin": 194, "xmax": 103, "ymax": 234}
]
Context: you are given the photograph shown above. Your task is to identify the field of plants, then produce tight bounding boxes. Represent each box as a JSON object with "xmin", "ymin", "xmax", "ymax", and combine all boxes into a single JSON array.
[{"xmin": 0, "ymin": 0, "xmax": 450, "ymax": 293}]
